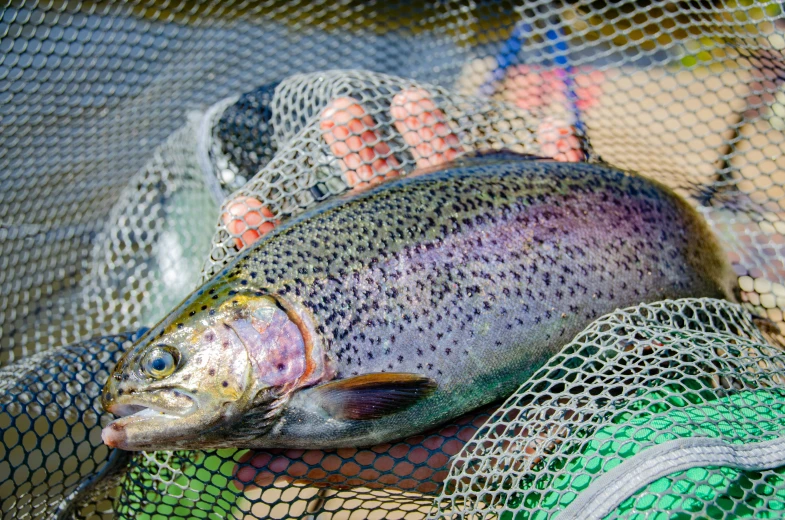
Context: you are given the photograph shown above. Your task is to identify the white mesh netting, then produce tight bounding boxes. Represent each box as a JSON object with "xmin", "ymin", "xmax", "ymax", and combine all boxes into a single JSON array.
[{"xmin": 1, "ymin": 1, "xmax": 785, "ymax": 519}]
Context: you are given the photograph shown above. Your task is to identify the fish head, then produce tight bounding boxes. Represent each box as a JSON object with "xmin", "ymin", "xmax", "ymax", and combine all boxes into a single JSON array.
[{"xmin": 101, "ymin": 283, "xmax": 331, "ymax": 450}]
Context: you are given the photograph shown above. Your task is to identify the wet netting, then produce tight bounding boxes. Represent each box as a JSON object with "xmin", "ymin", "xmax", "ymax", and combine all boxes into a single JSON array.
[{"xmin": 1, "ymin": 1, "xmax": 785, "ymax": 519}]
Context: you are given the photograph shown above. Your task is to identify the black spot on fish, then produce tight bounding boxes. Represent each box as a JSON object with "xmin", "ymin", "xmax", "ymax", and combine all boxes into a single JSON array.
[
  {"xmin": 222, "ymin": 381, "xmax": 229, "ymax": 387},
  {"xmin": 209, "ymin": 369, "xmax": 215, "ymax": 376}
]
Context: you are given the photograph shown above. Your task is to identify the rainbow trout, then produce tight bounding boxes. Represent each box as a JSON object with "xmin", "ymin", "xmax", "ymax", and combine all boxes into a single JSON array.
[{"xmin": 101, "ymin": 155, "xmax": 736, "ymax": 451}]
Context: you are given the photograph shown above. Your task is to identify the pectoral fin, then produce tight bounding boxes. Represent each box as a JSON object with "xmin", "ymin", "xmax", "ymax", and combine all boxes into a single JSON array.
[{"xmin": 314, "ymin": 372, "xmax": 437, "ymax": 420}]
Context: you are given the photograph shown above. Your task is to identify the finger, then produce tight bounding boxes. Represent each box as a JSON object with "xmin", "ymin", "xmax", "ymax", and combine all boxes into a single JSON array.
[
  {"xmin": 390, "ymin": 88, "xmax": 463, "ymax": 170},
  {"xmin": 502, "ymin": 64, "xmax": 546, "ymax": 111},
  {"xmin": 537, "ymin": 118, "xmax": 586, "ymax": 163},
  {"xmin": 221, "ymin": 196, "xmax": 278, "ymax": 250},
  {"xmin": 320, "ymin": 97, "xmax": 400, "ymax": 192}
]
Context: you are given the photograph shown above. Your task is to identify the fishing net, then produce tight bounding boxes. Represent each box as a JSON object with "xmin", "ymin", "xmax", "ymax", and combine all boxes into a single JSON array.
[{"xmin": 2, "ymin": 1, "xmax": 785, "ymax": 518}]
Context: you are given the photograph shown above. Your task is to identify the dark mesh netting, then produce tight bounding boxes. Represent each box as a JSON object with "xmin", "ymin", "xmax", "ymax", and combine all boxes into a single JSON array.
[
  {"xmin": 2, "ymin": 1, "xmax": 785, "ymax": 519},
  {"xmin": 0, "ymin": 331, "xmax": 138, "ymax": 519}
]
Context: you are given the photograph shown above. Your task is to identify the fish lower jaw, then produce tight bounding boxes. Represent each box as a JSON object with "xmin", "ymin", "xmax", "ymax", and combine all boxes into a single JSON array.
[{"xmin": 101, "ymin": 407, "xmax": 185, "ymax": 450}]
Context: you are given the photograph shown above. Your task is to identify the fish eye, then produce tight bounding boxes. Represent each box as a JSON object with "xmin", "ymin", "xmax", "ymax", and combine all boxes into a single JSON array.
[{"xmin": 142, "ymin": 346, "xmax": 180, "ymax": 379}]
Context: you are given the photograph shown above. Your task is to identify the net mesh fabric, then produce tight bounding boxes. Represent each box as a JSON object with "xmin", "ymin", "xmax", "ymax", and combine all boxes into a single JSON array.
[
  {"xmin": 0, "ymin": 332, "xmax": 136, "ymax": 519},
  {"xmin": 1, "ymin": 1, "xmax": 785, "ymax": 519},
  {"xmin": 434, "ymin": 298, "xmax": 785, "ymax": 519}
]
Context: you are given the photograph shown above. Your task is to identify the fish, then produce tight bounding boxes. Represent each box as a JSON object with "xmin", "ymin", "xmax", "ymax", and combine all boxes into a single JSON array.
[{"xmin": 101, "ymin": 154, "xmax": 737, "ymax": 451}]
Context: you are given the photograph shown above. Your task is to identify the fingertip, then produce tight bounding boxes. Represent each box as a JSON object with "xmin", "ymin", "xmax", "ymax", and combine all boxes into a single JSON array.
[
  {"xmin": 389, "ymin": 102, "xmax": 407, "ymax": 121},
  {"xmin": 241, "ymin": 229, "xmax": 262, "ymax": 248},
  {"xmin": 397, "ymin": 87, "xmax": 430, "ymax": 103},
  {"xmin": 391, "ymin": 90, "xmax": 409, "ymax": 109},
  {"xmin": 321, "ymin": 97, "xmax": 365, "ymax": 125},
  {"xmin": 221, "ymin": 196, "xmax": 276, "ymax": 250}
]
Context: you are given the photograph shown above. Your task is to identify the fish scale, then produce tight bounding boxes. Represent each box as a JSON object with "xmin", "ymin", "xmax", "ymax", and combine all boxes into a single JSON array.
[
  {"xmin": 102, "ymin": 155, "xmax": 736, "ymax": 450},
  {"xmin": 234, "ymin": 159, "xmax": 727, "ymax": 378}
]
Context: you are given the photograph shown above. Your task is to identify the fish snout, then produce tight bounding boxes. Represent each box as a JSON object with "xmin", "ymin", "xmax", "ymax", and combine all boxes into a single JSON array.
[
  {"xmin": 101, "ymin": 421, "xmax": 128, "ymax": 449},
  {"xmin": 101, "ymin": 381, "xmax": 144, "ymax": 417},
  {"xmin": 101, "ymin": 372, "xmax": 136, "ymax": 414},
  {"xmin": 101, "ymin": 379, "xmax": 119, "ymax": 413}
]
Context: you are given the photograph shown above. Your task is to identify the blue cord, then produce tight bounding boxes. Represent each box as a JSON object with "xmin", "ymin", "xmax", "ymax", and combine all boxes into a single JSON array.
[
  {"xmin": 545, "ymin": 26, "xmax": 586, "ymax": 135},
  {"xmin": 483, "ymin": 20, "xmax": 587, "ymax": 137},
  {"xmin": 480, "ymin": 22, "xmax": 533, "ymax": 97}
]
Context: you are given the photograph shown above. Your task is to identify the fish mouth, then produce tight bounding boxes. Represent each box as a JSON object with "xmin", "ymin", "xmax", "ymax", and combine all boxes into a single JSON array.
[
  {"xmin": 106, "ymin": 402, "xmax": 192, "ymax": 418},
  {"xmin": 102, "ymin": 393, "xmax": 197, "ymax": 450},
  {"xmin": 109, "ymin": 404, "xmax": 148, "ymax": 417}
]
